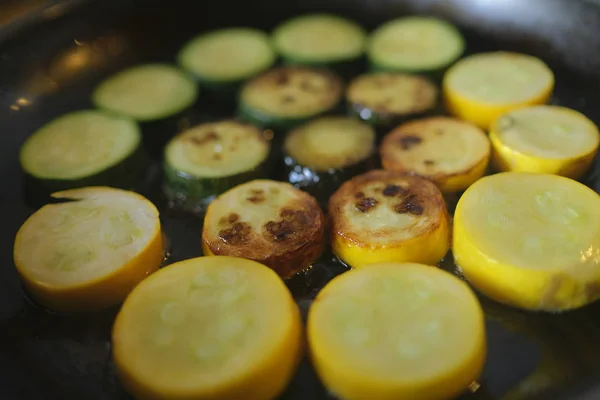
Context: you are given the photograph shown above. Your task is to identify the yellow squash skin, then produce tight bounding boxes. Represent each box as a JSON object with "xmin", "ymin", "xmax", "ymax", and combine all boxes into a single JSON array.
[
  {"xmin": 443, "ymin": 52, "xmax": 554, "ymax": 129},
  {"xmin": 308, "ymin": 263, "xmax": 486, "ymax": 400},
  {"xmin": 329, "ymin": 170, "xmax": 450, "ymax": 268},
  {"xmin": 489, "ymin": 106, "xmax": 600, "ymax": 179},
  {"xmin": 453, "ymin": 172, "xmax": 600, "ymax": 311},
  {"xmin": 13, "ymin": 187, "xmax": 163, "ymax": 313},
  {"xmin": 113, "ymin": 256, "xmax": 303, "ymax": 400}
]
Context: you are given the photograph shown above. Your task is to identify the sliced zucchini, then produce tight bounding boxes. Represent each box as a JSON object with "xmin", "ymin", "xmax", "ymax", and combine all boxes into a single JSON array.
[
  {"xmin": 13, "ymin": 187, "xmax": 163, "ymax": 313},
  {"xmin": 367, "ymin": 16, "xmax": 464, "ymax": 75},
  {"xmin": 454, "ymin": 172, "xmax": 600, "ymax": 311},
  {"xmin": 308, "ymin": 263, "xmax": 486, "ymax": 400},
  {"xmin": 19, "ymin": 110, "xmax": 146, "ymax": 199},
  {"xmin": 93, "ymin": 64, "xmax": 198, "ymax": 121},
  {"xmin": 283, "ymin": 116, "xmax": 376, "ymax": 201},
  {"xmin": 329, "ymin": 170, "xmax": 450, "ymax": 268},
  {"xmin": 177, "ymin": 27, "xmax": 276, "ymax": 99},
  {"xmin": 202, "ymin": 180, "xmax": 325, "ymax": 278},
  {"xmin": 164, "ymin": 120, "xmax": 271, "ymax": 213},
  {"xmin": 380, "ymin": 117, "xmax": 491, "ymax": 192},
  {"xmin": 272, "ymin": 14, "xmax": 366, "ymax": 75},
  {"xmin": 347, "ymin": 73, "xmax": 438, "ymax": 128},
  {"xmin": 490, "ymin": 105, "xmax": 600, "ymax": 179},
  {"xmin": 113, "ymin": 256, "xmax": 302, "ymax": 400},
  {"xmin": 443, "ymin": 51, "xmax": 555, "ymax": 129},
  {"xmin": 238, "ymin": 66, "xmax": 344, "ymax": 131}
]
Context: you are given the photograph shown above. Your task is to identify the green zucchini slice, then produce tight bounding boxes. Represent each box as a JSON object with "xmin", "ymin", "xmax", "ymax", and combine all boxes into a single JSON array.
[
  {"xmin": 93, "ymin": 64, "xmax": 198, "ymax": 121},
  {"xmin": 163, "ymin": 120, "xmax": 271, "ymax": 212},
  {"xmin": 347, "ymin": 73, "xmax": 438, "ymax": 128},
  {"xmin": 368, "ymin": 16, "xmax": 465, "ymax": 75},
  {"xmin": 283, "ymin": 116, "xmax": 376, "ymax": 201},
  {"xmin": 20, "ymin": 110, "xmax": 145, "ymax": 197},
  {"xmin": 272, "ymin": 14, "xmax": 366, "ymax": 73},
  {"xmin": 238, "ymin": 66, "xmax": 344, "ymax": 131},
  {"xmin": 177, "ymin": 28, "xmax": 276, "ymax": 99}
]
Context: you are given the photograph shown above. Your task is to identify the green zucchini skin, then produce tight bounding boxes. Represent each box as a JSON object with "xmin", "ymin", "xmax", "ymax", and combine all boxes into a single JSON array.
[
  {"xmin": 282, "ymin": 154, "xmax": 378, "ymax": 208},
  {"xmin": 23, "ymin": 146, "xmax": 150, "ymax": 208},
  {"xmin": 162, "ymin": 160, "xmax": 271, "ymax": 214}
]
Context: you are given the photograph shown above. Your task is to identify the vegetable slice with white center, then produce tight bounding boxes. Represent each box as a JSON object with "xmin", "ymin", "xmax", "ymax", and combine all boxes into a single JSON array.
[
  {"xmin": 329, "ymin": 170, "xmax": 450, "ymax": 268},
  {"xmin": 164, "ymin": 120, "xmax": 271, "ymax": 213},
  {"xmin": 308, "ymin": 262, "xmax": 486, "ymax": 400},
  {"xmin": 238, "ymin": 66, "xmax": 344, "ymax": 131},
  {"xmin": 453, "ymin": 172, "xmax": 600, "ymax": 311},
  {"xmin": 367, "ymin": 16, "xmax": 464, "ymax": 74},
  {"xmin": 346, "ymin": 72, "xmax": 438, "ymax": 128},
  {"xmin": 283, "ymin": 116, "xmax": 376, "ymax": 200},
  {"xmin": 113, "ymin": 256, "xmax": 302, "ymax": 400},
  {"xmin": 490, "ymin": 105, "xmax": 600, "ymax": 179},
  {"xmin": 19, "ymin": 110, "xmax": 145, "ymax": 196},
  {"xmin": 93, "ymin": 64, "xmax": 198, "ymax": 121},
  {"xmin": 13, "ymin": 187, "xmax": 163, "ymax": 312},
  {"xmin": 177, "ymin": 28, "xmax": 276, "ymax": 99},
  {"xmin": 202, "ymin": 180, "xmax": 325, "ymax": 278},
  {"xmin": 272, "ymin": 14, "xmax": 366, "ymax": 75},
  {"xmin": 443, "ymin": 51, "xmax": 554, "ymax": 129},
  {"xmin": 380, "ymin": 117, "xmax": 491, "ymax": 192}
]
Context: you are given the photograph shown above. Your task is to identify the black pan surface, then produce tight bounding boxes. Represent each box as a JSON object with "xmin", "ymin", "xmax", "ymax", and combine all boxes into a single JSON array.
[{"xmin": 1, "ymin": 0, "xmax": 600, "ymax": 399}]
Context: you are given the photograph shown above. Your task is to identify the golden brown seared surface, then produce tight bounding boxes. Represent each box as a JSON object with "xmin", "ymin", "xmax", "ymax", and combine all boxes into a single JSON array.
[
  {"xmin": 203, "ymin": 180, "xmax": 325, "ymax": 278},
  {"xmin": 328, "ymin": 170, "xmax": 448, "ymax": 247}
]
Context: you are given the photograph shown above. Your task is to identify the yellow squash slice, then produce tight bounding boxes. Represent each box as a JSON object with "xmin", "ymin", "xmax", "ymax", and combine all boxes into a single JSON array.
[
  {"xmin": 454, "ymin": 172, "xmax": 600, "ymax": 311},
  {"xmin": 380, "ymin": 117, "xmax": 490, "ymax": 192},
  {"xmin": 203, "ymin": 179, "xmax": 325, "ymax": 278},
  {"xmin": 13, "ymin": 187, "xmax": 163, "ymax": 312},
  {"xmin": 112, "ymin": 256, "xmax": 303, "ymax": 400},
  {"xmin": 329, "ymin": 170, "xmax": 450, "ymax": 268},
  {"xmin": 490, "ymin": 105, "xmax": 600, "ymax": 179},
  {"xmin": 443, "ymin": 51, "xmax": 554, "ymax": 129},
  {"xmin": 308, "ymin": 262, "xmax": 486, "ymax": 400}
]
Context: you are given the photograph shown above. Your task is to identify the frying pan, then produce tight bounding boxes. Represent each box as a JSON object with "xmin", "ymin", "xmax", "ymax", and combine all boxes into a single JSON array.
[{"xmin": 1, "ymin": 0, "xmax": 600, "ymax": 399}]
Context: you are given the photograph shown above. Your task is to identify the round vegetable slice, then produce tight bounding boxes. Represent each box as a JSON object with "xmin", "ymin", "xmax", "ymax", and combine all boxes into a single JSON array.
[
  {"xmin": 346, "ymin": 73, "xmax": 438, "ymax": 128},
  {"xmin": 93, "ymin": 64, "xmax": 198, "ymax": 121},
  {"xmin": 113, "ymin": 256, "xmax": 302, "ymax": 400},
  {"xmin": 453, "ymin": 172, "xmax": 600, "ymax": 311},
  {"xmin": 203, "ymin": 180, "xmax": 325, "ymax": 278},
  {"xmin": 443, "ymin": 52, "xmax": 554, "ymax": 129},
  {"xmin": 380, "ymin": 117, "xmax": 491, "ymax": 192},
  {"xmin": 13, "ymin": 187, "xmax": 163, "ymax": 312},
  {"xmin": 283, "ymin": 116, "xmax": 376, "ymax": 200},
  {"xmin": 177, "ymin": 27, "xmax": 275, "ymax": 98},
  {"xmin": 20, "ymin": 110, "xmax": 140, "ymax": 181},
  {"xmin": 329, "ymin": 170, "xmax": 450, "ymax": 268},
  {"xmin": 272, "ymin": 14, "xmax": 366, "ymax": 67},
  {"xmin": 238, "ymin": 66, "xmax": 344, "ymax": 131},
  {"xmin": 164, "ymin": 120, "xmax": 271, "ymax": 213},
  {"xmin": 308, "ymin": 262, "xmax": 486, "ymax": 400},
  {"xmin": 367, "ymin": 16, "xmax": 465, "ymax": 74},
  {"xmin": 490, "ymin": 105, "xmax": 600, "ymax": 179}
]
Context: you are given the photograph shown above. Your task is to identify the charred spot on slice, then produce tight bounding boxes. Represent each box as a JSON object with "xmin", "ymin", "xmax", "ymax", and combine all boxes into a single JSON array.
[
  {"xmin": 227, "ymin": 213, "xmax": 240, "ymax": 223},
  {"xmin": 189, "ymin": 131, "xmax": 219, "ymax": 146},
  {"xmin": 398, "ymin": 135, "xmax": 422, "ymax": 150},
  {"xmin": 212, "ymin": 153, "xmax": 223, "ymax": 161},
  {"xmin": 264, "ymin": 208, "xmax": 310, "ymax": 242},
  {"xmin": 251, "ymin": 189, "xmax": 264, "ymax": 195},
  {"xmin": 382, "ymin": 184, "xmax": 407, "ymax": 197},
  {"xmin": 354, "ymin": 191, "xmax": 365, "ymax": 199},
  {"xmin": 247, "ymin": 194, "xmax": 266, "ymax": 203},
  {"xmin": 219, "ymin": 222, "xmax": 252, "ymax": 245},
  {"xmin": 355, "ymin": 197, "xmax": 378, "ymax": 213},
  {"xmin": 424, "ymin": 159, "xmax": 435, "ymax": 166},
  {"xmin": 275, "ymin": 71, "xmax": 290, "ymax": 85},
  {"xmin": 300, "ymin": 80, "xmax": 320, "ymax": 93},
  {"xmin": 394, "ymin": 194, "xmax": 424, "ymax": 215}
]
